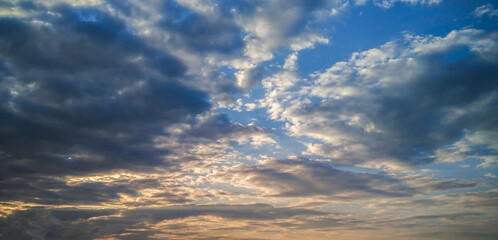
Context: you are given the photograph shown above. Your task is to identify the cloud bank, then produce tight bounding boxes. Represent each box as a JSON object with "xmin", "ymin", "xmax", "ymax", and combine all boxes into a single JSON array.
[{"xmin": 1, "ymin": 0, "xmax": 497, "ymax": 239}]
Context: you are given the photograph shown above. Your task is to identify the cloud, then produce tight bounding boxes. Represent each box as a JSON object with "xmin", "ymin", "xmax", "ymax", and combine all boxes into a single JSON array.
[
  {"xmin": 0, "ymin": 5, "xmax": 213, "ymax": 178},
  {"xmin": 123, "ymin": 203, "xmax": 326, "ymax": 221},
  {"xmin": 0, "ymin": 1, "xmax": 277, "ymax": 181},
  {"xmin": 213, "ymin": 157, "xmax": 419, "ymax": 199},
  {"xmin": 212, "ymin": 157, "xmax": 479, "ymax": 201},
  {"xmin": 367, "ymin": 188, "xmax": 498, "ymax": 211},
  {"xmin": 159, "ymin": 0, "xmax": 245, "ymax": 55},
  {"xmin": 225, "ymin": 0, "xmax": 335, "ymax": 63},
  {"xmin": 0, "ymin": 170, "xmax": 217, "ymax": 209},
  {"xmin": 261, "ymin": 29, "xmax": 498, "ymax": 168},
  {"xmin": 435, "ymin": 131, "xmax": 498, "ymax": 168},
  {"xmin": 1, "ymin": 1, "xmax": 497, "ymax": 240},
  {"xmin": 473, "ymin": 4, "xmax": 498, "ymax": 19},
  {"xmin": 235, "ymin": 65, "xmax": 264, "ymax": 90},
  {"xmin": 372, "ymin": 0, "xmax": 442, "ymax": 8},
  {"xmin": 154, "ymin": 111, "xmax": 275, "ymax": 165},
  {"xmin": 485, "ymin": 173, "xmax": 497, "ymax": 178},
  {"xmin": 0, "ymin": 208, "xmax": 124, "ymax": 240},
  {"xmin": 0, "ymin": 176, "xmax": 141, "ymax": 206},
  {"xmin": 401, "ymin": 174, "xmax": 478, "ymax": 192},
  {"xmin": 406, "ymin": 212, "xmax": 484, "ymax": 221},
  {"xmin": 0, "ymin": 204, "xmax": 326, "ymax": 240},
  {"xmin": 0, "ymin": 3, "xmax": 280, "ymax": 213},
  {"xmin": 181, "ymin": 0, "xmax": 339, "ymax": 92},
  {"xmin": 94, "ymin": 0, "xmax": 342, "ymax": 94}
]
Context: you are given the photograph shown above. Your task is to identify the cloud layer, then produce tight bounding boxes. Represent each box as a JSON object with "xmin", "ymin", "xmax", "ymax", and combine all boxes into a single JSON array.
[{"xmin": 1, "ymin": 1, "xmax": 497, "ymax": 239}]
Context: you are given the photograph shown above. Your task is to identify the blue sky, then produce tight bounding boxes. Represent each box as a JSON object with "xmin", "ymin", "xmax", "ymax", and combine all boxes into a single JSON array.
[{"xmin": 0, "ymin": 0, "xmax": 498, "ymax": 239}]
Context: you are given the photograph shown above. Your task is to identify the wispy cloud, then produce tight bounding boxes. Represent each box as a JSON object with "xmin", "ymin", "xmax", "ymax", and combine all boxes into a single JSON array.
[{"xmin": 474, "ymin": 4, "xmax": 498, "ymax": 19}]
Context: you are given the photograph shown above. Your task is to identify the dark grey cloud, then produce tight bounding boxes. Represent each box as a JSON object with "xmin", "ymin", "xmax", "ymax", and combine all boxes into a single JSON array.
[
  {"xmin": 406, "ymin": 212, "xmax": 484, "ymax": 221},
  {"xmin": 235, "ymin": 65, "xmax": 264, "ymax": 90},
  {"xmin": 123, "ymin": 203, "xmax": 326, "ymax": 222},
  {"xmin": 217, "ymin": 157, "xmax": 480, "ymax": 199},
  {"xmin": 181, "ymin": 113, "xmax": 271, "ymax": 141},
  {"xmin": 367, "ymin": 50, "xmax": 498, "ymax": 159},
  {"xmin": 0, "ymin": 208, "xmax": 125, "ymax": 240},
  {"xmin": 0, "ymin": 3, "xmax": 212, "ymax": 180},
  {"xmin": 0, "ymin": 176, "xmax": 165, "ymax": 206},
  {"xmin": 218, "ymin": 157, "xmax": 416, "ymax": 198},
  {"xmin": 408, "ymin": 177, "xmax": 478, "ymax": 192},
  {"xmin": 1, "ymin": 5, "xmax": 186, "ymax": 75},
  {"xmin": 456, "ymin": 189, "xmax": 498, "ymax": 209},
  {"xmin": 366, "ymin": 188, "xmax": 498, "ymax": 212},
  {"xmin": 303, "ymin": 56, "xmax": 498, "ymax": 163},
  {"xmin": 0, "ymin": 204, "xmax": 326, "ymax": 240},
  {"xmin": 0, "ymin": 2, "xmax": 278, "ymax": 209},
  {"xmin": 159, "ymin": 0, "xmax": 245, "ymax": 54}
]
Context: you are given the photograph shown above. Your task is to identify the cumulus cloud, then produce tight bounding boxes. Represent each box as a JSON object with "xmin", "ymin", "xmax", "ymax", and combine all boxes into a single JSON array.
[
  {"xmin": 159, "ymin": 1, "xmax": 244, "ymax": 55},
  {"xmin": 261, "ymin": 29, "xmax": 498, "ymax": 168},
  {"xmin": 235, "ymin": 65, "xmax": 263, "ymax": 90},
  {"xmin": 226, "ymin": 0, "xmax": 335, "ymax": 63},
  {"xmin": 0, "ymin": 2, "xmax": 280, "ymax": 214},
  {"xmin": 1, "ymin": 1, "xmax": 497, "ymax": 240},
  {"xmin": 87, "ymin": 0, "xmax": 343, "ymax": 94},
  {"xmin": 186, "ymin": 0, "xmax": 339, "ymax": 92},
  {"xmin": 0, "ymin": 5, "xmax": 211, "ymax": 178},
  {"xmin": 0, "ymin": 0, "xmax": 281, "ymax": 177}
]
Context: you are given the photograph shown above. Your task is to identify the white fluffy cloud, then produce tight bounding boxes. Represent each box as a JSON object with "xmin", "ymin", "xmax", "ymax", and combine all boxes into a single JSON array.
[{"xmin": 260, "ymin": 29, "xmax": 498, "ymax": 169}]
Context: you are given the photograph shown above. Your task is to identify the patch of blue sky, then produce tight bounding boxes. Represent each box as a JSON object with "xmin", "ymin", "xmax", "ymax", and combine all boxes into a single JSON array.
[
  {"xmin": 298, "ymin": 0, "xmax": 497, "ymax": 76},
  {"xmin": 218, "ymin": 107, "xmax": 269, "ymax": 126},
  {"xmin": 231, "ymin": 127, "xmax": 309, "ymax": 161}
]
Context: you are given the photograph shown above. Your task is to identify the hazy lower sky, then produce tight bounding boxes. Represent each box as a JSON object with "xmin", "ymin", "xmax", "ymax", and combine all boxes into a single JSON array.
[{"xmin": 1, "ymin": 0, "xmax": 497, "ymax": 239}]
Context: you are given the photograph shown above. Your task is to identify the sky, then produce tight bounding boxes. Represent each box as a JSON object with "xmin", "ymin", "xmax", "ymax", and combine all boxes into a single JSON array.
[{"xmin": 0, "ymin": 0, "xmax": 497, "ymax": 239}]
